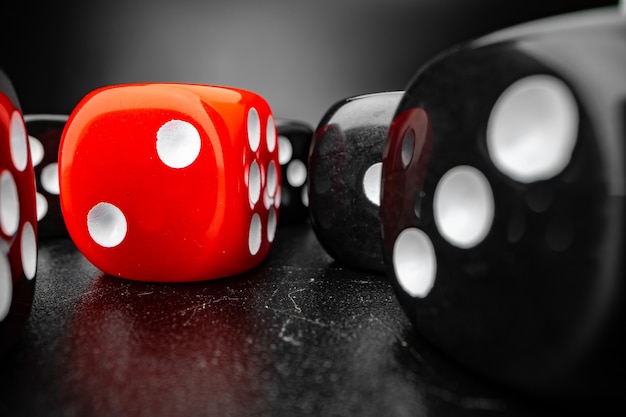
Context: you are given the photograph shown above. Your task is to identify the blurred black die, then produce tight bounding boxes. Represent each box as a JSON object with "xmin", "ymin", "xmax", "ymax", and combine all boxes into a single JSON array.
[
  {"xmin": 381, "ymin": 7, "xmax": 625, "ymax": 404},
  {"xmin": 24, "ymin": 114, "xmax": 69, "ymax": 239},
  {"xmin": 275, "ymin": 118, "xmax": 312, "ymax": 225},
  {"xmin": 309, "ymin": 92, "xmax": 402, "ymax": 273}
]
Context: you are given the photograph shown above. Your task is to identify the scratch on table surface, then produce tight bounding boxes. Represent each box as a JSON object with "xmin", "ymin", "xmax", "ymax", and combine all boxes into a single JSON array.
[
  {"xmin": 349, "ymin": 279, "xmax": 380, "ymax": 285},
  {"xmin": 367, "ymin": 313, "xmax": 398, "ymax": 335},
  {"xmin": 269, "ymin": 288, "xmax": 279, "ymax": 300},
  {"xmin": 287, "ymin": 288, "xmax": 305, "ymax": 313},
  {"xmin": 278, "ymin": 318, "xmax": 303, "ymax": 347},
  {"xmin": 76, "ymin": 288, "xmax": 101, "ymax": 299},
  {"xmin": 181, "ymin": 302, "xmax": 207, "ymax": 326},
  {"xmin": 176, "ymin": 296, "xmax": 241, "ymax": 324},
  {"xmin": 210, "ymin": 295, "xmax": 241, "ymax": 304},
  {"xmin": 289, "ymin": 313, "xmax": 329, "ymax": 328},
  {"xmin": 265, "ymin": 306, "xmax": 329, "ymax": 328},
  {"xmin": 136, "ymin": 291, "xmax": 154, "ymax": 296},
  {"xmin": 264, "ymin": 305, "xmax": 354, "ymax": 343}
]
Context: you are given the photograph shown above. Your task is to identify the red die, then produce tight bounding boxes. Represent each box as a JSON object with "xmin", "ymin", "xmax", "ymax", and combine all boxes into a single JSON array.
[
  {"xmin": 59, "ymin": 83, "xmax": 281, "ymax": 282},
  {"xmin": 1, "ymin": 69, "xmax": 38, "ymax": 353}
]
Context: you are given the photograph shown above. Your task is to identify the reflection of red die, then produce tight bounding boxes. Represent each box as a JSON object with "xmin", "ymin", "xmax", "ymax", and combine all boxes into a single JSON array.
[
  {"xmin": 1, "ymin": 69, "xmax": 38, "ymax": 353},
  {"xmin": 59, "ymin": 83, "xmax": 281, "ymax": 282}
]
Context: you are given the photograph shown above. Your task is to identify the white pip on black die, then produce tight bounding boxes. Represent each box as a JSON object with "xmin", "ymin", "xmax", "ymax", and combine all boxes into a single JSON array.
[{"xmin": 381, "ymin": 7, "xmax": 625, "ymax": 403}]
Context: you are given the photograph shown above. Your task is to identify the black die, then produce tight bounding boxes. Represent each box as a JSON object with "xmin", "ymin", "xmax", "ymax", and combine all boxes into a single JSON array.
[
  {"xmin": 381, "ymin": 8, "xmax": 625, "ymax": 402},
  {"xmin": 24, "ymin": 114, "xmax": 69, "ymax": 239},
  {"xmin": 275, "ymin": 119, "xmax": 313, "ymax": 225},
  {"xmin": 309, "ymin": 92, "xmax": 402, "ymax": 273},
  {"xmin": 1, "ymin": 68, "xmax": 38, "ymax": 354}
]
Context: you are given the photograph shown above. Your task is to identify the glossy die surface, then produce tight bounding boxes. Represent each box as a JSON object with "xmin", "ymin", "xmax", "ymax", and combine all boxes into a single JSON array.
[
  {"xmin": 59, "ymin": 83, "xmax": 280, "ymax": 282},
  {"xmin": 309, "ymin": 92, "xmax": 402, "ymax": 273},
  {"xmin": 381, "ymin": 9, "xmax": 625, "ymax": 399},
  {"xmin": 24, "ymin": 114, "xmax": 69, "ymax": 239},
  {"xmin": 275, "ymin": 119, "xmax": 312, "ymax": 225},
  {"xmin": 1, "ymin": 69, "xmax": 38, "ymax": 353}
]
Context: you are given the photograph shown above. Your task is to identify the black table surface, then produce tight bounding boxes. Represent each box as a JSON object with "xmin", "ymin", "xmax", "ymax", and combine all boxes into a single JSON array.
[{"xmin": 0, "ymin": 222, "xmax": 596, "ymax": 417}]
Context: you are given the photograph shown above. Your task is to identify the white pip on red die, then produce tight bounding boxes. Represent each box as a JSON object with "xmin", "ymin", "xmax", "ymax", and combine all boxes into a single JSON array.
[
  {"xmin": 381, "ymin": 7, "xmax": 625, "ymax": 402},
  {"xmin": 24, "ymin": 114, "xmax": 69, "ymax": 239},
  {"xmin": 59, "ymin": 83, "xmax": 280, "ymax": 282},
  {"xmin": 1, "ymin": 68, "xmax": 38, "ymax": 353}
]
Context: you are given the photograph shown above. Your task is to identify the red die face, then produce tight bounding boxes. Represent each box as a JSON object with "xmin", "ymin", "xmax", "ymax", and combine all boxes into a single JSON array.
[
  {"xmin": 1, "ymin": 81, "xmax": 38, "ymax": 353},
  {"xmin": 59, "ymin": 83, "xmax": 280, "ymax": 282}
]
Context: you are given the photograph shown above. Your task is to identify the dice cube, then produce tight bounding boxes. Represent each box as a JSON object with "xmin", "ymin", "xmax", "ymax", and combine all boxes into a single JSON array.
[
  {"xmin": 275, "ymin": 118, "xmax": 313, "ymax": 225},
  {"xmin": 59, "ymin": 83, "xmax": 280, "ymax": 282},
  {"xmin": 381, "ymin": 8, "xmax": 625, "ymax": 401},
  {"xmin": 309, "ymin": 91, "xmax": 402, "ymax": 273},
  {"xmin": 24, "ymin": 114, "xmax": 69, "ymax": 239}
]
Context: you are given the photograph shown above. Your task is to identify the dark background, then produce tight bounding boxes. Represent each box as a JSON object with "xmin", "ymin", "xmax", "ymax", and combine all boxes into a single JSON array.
[
  {"xmin": 1, "ymin": 1, "xmax": 622, "ymax": 416},
  {"xmin": 1, "ymin": 0, "xmax": 618, "ymax": 127}
]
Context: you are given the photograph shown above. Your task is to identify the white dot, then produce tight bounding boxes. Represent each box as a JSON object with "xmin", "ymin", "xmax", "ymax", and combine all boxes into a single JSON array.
[
  {"xmin": 266, "ymin": 116, "xmax": 277, "ymax": 152},
  {"xmin": 247, "ymin": 108, "xmax": 261, "ymax": 152},
  {"xmin": 363, "ymin": 162, "xmax": 382, "ymax": 206},
  {"xmin": 393, "ymin": 228, "xmax": 436, "ymax": 298},
  {"xmin": 267, "ymin": 161, "xmax": 278, "ymax": 197},
  {"xmin": 0, "ymin": 171, "xmax": 20, "ymax": 236},
  {"xmin": 278, "ymin": 136, "xmax": 293, "ymax": 165},
  {"xmin": 10, "ymin": 111, "xmax": 28, "ymax": 172},
  {"xmin": 21, "ymin": 222, "xmax": 37, "ymax": 280},
  {"xmin": 41, "ymin": 163, "xmax": 60, "ymax": 195},
  {"xmin": 434, "ymin": 166, "xmax": 494, "ymax": 249},
  {"xmin": 156, "ymin": 119, "xmax": 201, "ymax": 169},
  {"xmin": 487, "ymin": 75, "xmax": 578, "ymax": 183},
  {"xmin": 36, "ymin": 193, "xmax": 48, "ymax": 221},
  {"xmin": 401, "ymin": 129, "xmax": 415, "ymax": 168},
  {"xmin": 29, "ymin": 136, "xmax": 44, "ymax": 167},
  {"xmin": 0, "ymin": 252, "xmax": 12, "ymax": 321},
  {"xmin": 286, "ymin": 160, "xmax": 307, "ymax": 187},
  {"xmin": 267, "ymin": 207, "xmax": 277, "ymax": 242},
  {"xmin": 249, "ymin": 161, "xmax": 261, "ymax": 205},
  {"xmin": 248, "ymin": 213, "xmax": 262, "ymax": 255},
  {"xmin": 87, "ymin": 202, "xmax": 128, "ymax": 248}
]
